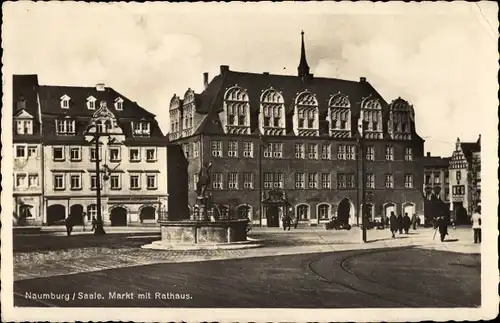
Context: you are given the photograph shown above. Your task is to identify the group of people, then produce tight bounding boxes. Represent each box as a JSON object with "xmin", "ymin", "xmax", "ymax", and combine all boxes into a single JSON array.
[
  {"xmin": 388, "ymin": 212, "xmax": 419, "ymax": 238},
  {"xmin": 281, "ymin": 213, "xmax": 298, "ymax": 231}
]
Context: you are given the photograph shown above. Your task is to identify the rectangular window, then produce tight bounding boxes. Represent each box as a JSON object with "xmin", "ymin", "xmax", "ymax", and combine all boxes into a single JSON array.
[
  {"xmin": 243, "ymin": 172, "xmax": 253, "ymax": 189},
  {"xmin": 295, "ymin": 172, "xmax": 305, "ymax": 189},
  {"xmin": 56, "ymin": 119, "xmax": 75, "ymax": 135},
  {"xmin": 228, "ymin": 141, "xmax": 238, "ymax": 157},
  {"xmin": 16, "ymin": 174, "xmax": 27, "ymax": 187},
  {"xmin": 307, "ymin": 143, "xmax": 318, "ymax": 159},
  {"xmin": 337, "ymin": 174, "xmax": 346, "ymax": 189},
  {"xmin": 337, "ymin": 144, "xmax": 346, "ymax": 160},
  {"xmin": 90, "ymin": 147, "xmax": 102, "ymax": 162},
  {"xmin": 53, "ymin": 174, "xmax": 65, "ymax": 190},
  {"xmin": 321, "ymin": 144, "xmax": 331, "ymax": 160},
  {"xmin": 193, "ymin": 142, "xmax": 200, "ymax": 157},
  {"xmin": 308, "ymin": 173, "xmax": 318, "ymax": 189},
  {"xmin": 346, "ymin": 174, "xmax": 356, "ymax": 188},
  {"xmin": 109, "ymin": 147, "xmax": 121, "ymax": 162},
  {"xmin": 404, "ymin": 147, "xmax": 413, "ymax": 161},
  {"xmin": 129, "ymin": 148, "xmax": 141, "ymax": 162},
  {"xmin": 146, "ymin": 174, "xmax": 157, "ymax": 189},
  {"xmin": 28, "ymin": 174, "xmax": 39, "ymax": 187},
  {"xmin": 110, "ymin": 175, "xmax": 121, "ymax": 190},
  {"xmin": 242, "ymin": 141, "xmax": 253, "ymax": 158},
  {"xmin": 385, "ymin": 174, "xmax": 394, "ymax": 188},
  {"xmin": 53, "ymin": 147, "xmax": 65, "ymax": 161},
  {"xmin": 425, "ymin": 174, "xmax": 431, "ymax": 185},
  {"xmin": 15, "ymin": 120, "xmax": 33, "ymax": 135},
  {"xmin": 321, "ymin": 173, "xmax": 331, "ymax": 189},
  {"xmin": 70, "ymin": 147, "xmax": 81, "ymax": 161},
  {"xmin": 70, "ymin": 174, "xmax": 82, "ymax": 190},
  {"xmin": 183, "ymin": 143, "xmax": 190, "ymax": 159},
  {"xmin": 405, "ymin": 174, "xmax": 413, "ymax": 188},
  {"xmin": 130, "ymin": 174, "xmax": 140, "ymax": 189},
  {"xmin": 272, "ymin": 143, "xmax": 283, "ymax": 158},
  {"xmin": 456, "ymin": 170, "xmax": 462, "ymax": 181},
  {"xmin": 385, "ymin": 145, "xmax": 394, "ymax": 161},
  {"xmin": 434, "ymin": 172, "xmax": 441, "ymax": 184},
  {"xmin": 366, "ymin": 173, "xmax": 375, "ymax": 188},
  {"xmin": 132, "ymin": 122, "xmax": 151, "ymax": 136},
  {"xmin": 193, "ymin": 174, "xmax": 199, "ymax": 190},
  {"xmin": 295, "ymin": 143, "xmax": 305, "ymax": 159},
  {"xmin": 90, "ymin": 175, "xmax": 97, "ymax": 190},
  {"xmin": 146, "ymin": 148, "xmax": 157, "ymax": 162},
  {"xmin": 211, "ymin": 140, "xmax": 222, "ymax": 157},
  {"xmin": 365, "ymin": 145, "xmax": 375, "ymax": 161},
  {"xmin": 273, "ymin": 173, "xmax": 284, "ymax": 188},
  {"xmin": 27, "ymin": 146, "xmax": 38, "ymax": 158},
  {"xmin": 346, "ymin": 145, "xmax": 356, "ymax": 160},
  {"xmin": 15, "ymin": 145, "xmax": 26, "ymax": 158},
  {"xmin": 228, "ymin": 172, "xmax": 239, "ymax": 189},
  {"xmin": 212, "ymin": 173, "xmax": 223, "ymax": 189},
  {"xmin": 264, "ymin": 172, "xmax": 273, "ymax": 188},
  {"xmin": 444, "ymin": 171, "xmax": 449, "ymax": 184}
]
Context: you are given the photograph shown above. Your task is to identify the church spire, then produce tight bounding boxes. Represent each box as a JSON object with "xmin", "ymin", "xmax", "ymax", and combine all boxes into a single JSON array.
[{"xmin": 297, "ymin": 30, "xmax": 310, "ymax": 78}]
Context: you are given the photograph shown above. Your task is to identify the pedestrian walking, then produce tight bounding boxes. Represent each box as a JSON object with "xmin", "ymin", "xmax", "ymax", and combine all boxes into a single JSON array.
[
  {"xmin": 91, "ymin": 216, "xmax": 98, "ymax": 231},
  {"xmin": 403, "ymin": 213, "xmax": 411, "ymax": 234},
  {"xmin": 471, "ymin": 207, "xmax": 481, "ymax": 243},
  {"xmin": 65, "ymin": 214, "xmax": 74, "ymax": 236},
  {"xmin": 437, "ymin": 216, "xmax": 448, "ymax": 242},
  {"xmin": 389, "ymin": 212, "xmax": 398, "ymax": 239},
  {"xmin": 397, "ymin": 214, "xmax": 403, "ymax": 234},
  {"xmin": 411, "ymin": 214, "xmax": 418, "ymax": 230},
  {"xmin": 282, "ymin": 214, "xmax": 291, "ymax": 231}
]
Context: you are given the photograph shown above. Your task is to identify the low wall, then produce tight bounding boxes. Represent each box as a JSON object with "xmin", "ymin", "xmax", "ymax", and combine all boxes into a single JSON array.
[{"xmin": 159, "ymin": 219, "xmax": 249, "ymax": 244}]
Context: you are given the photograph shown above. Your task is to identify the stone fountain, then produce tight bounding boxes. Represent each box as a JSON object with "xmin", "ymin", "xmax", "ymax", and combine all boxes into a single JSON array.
[{"xmin": 142, "ymin": 162, "xmax": 259, "ymax": 250}]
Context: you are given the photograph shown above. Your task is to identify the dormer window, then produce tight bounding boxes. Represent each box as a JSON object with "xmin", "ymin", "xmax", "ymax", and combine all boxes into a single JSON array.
[
  {"xmin": 360, "ymin": 97, "xmax": 383, "ymax": 139},
  {"xmin": 114, "ymin": 97, "xmax": 124, "ymax": 111},
  {"xmin": 87, "ymin": 96, "xmax": 97, "ymax": 110},
  {"xmin": 56, "ymin": 119, "xmax": 76, "ymax": 135},
  {"xmin": 294, "ymin": 91, "xmax": 319, "ymax": 136},
  {"xmin": 14, "ymin": 110, "xmax": 35, "ymax": 135},
  {"xmin": 222, "ymin": 86, "xmax": 250, "ymax": 135},
  {"xmin": 132, "ymin": 121, "xmax": 151, "ymax": 137},
  {"xmin": 60, "ymin": 94, "xmax": 70, "ymax": 109},
  {"xmin": 260, "ymin": 88, "xmax": 285, "ymax": 136}
]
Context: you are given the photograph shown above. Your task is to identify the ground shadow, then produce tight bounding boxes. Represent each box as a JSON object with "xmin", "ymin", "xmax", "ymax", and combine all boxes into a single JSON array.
[
  {"xmin": 366, "ymin": 236, "xmax": 410, "ymax": 243},
  {"xmin": 444, "ymin": 239, "xmax": 460, "ymax": 242}
]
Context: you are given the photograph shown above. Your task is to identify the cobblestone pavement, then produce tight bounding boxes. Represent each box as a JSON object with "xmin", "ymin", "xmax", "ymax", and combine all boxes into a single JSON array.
[{"xmin": 13, "ymin": 226, "xmax": 480, "ymax": 281}]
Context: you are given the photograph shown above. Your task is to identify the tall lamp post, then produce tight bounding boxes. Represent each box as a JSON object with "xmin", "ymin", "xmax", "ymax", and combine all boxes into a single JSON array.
[
  {"xmin": 356, "ymin": 121, "xmax": 368, "ymax": 243},
  {"xmin": 258, "ymin": 138, "xmax": 264, "ymax": 227}
]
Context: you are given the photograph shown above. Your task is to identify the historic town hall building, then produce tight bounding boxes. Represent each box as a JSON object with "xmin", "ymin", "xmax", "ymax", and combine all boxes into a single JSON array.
[
  {"xmin": 168, "ymin": 32, "xmax": 425, "ymax": 227},
  {"xmin": 13, "ymin": 75, "xmax": 168, "ymax": 226}
]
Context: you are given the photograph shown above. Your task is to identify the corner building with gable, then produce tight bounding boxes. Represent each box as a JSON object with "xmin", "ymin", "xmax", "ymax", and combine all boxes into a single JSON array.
[
  {"xmin": 168, "ymin": 33, "xmax": 425, "ymax": 227},
  {"xmin": 12, "ymin": 75, "xmax": 168, "ymax": 226}
]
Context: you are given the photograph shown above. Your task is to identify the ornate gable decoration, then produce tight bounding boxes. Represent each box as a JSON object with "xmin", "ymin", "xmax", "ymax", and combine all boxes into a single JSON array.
[
  {"xmin": 360, "ymin": 96, "xmax": 383, "ymax": 139},
  {"xmin": 294, "ymin": 90, "xmax": 319, "ymax": 137},
  {"xmin": 170, "ymin": 95, "xmax": 180, "ymax": 110},
  {"xmin": 221, "ymin": 85, "xmax": 250, "ymax": 135},
  {"xmin": 388, "ymin": 97, "xmax": 413, "ymax": 140},
  {"xmin": 86, "ymin": 101, "xmax": 125, "ymax": 143},
  {"xmin": 15, "ymin": 109, "xmax": 34, "ymax": 119},
  {"xmin": 328, "ymin": 92, "xmax": 351, "ymax": 138},
  {"xmin": 260, "ymin": 87, "xmax": 286, "ymax": 136}
]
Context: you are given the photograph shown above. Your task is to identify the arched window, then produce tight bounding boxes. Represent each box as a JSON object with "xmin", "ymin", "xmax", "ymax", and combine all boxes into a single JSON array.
[
  {"xmin": 294, "ymin": 91, "xmax": 319, "ymax": 136},
  {"xmin": 223, "ymin": 86, "xmax": 250, "ymax": 134},
  {"xmin": 389, "ymin": 97, "xmax": 413, "ymax": 140},
  {"xmin": 318, "ymin": 204, "xmax": 330, "ymax": 220},
  {"xmin": 328, "ymin": 93, "xmax": 351, "ymax": 136},
  {"xmin": 87, "ymin": 204, "xmax": 97, "ymax": 221},
  {"xmin": 296, "ymin": 204, "xmax": 309, "ymax": 220},
  {"xmin": 260, "ymin": 88, "xmax": 285, "ymax": 135},
  {"xmin": 360, "ymin": 97, "xmax": 383, "ymax": 139}
]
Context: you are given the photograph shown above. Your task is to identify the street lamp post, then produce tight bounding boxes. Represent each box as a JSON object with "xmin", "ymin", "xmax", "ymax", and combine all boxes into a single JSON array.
[
  {"xmin": 93, "ymin": 131, "xmax": 106, "ymax": 235},
  {"xmin": 258, "ymin": 139, "xmax": 264, "ymax": 227},
  {"xmin": 356, "ymin": 121, "xmax": 368, "ymax": 243}
]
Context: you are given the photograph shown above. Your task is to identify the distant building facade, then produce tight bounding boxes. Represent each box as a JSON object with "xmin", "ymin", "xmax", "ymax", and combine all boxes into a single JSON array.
[
  {"xmin": 449, "ymin": 136, "xmax": 481, "ymax": 224},
  {"xmin": 12, "ymin": 75, "xmax": 168, "ymax": 226},
  {"xmin": 423, "ymin": 153, "xmax": 451, "ymax": 203},
  {"xmin": 168, "ymin": 32, "xmax": 425, "ymax": 227}
]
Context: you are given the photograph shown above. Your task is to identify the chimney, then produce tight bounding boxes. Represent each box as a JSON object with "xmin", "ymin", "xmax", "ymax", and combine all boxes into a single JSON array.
[
  {"xmin": 220, "ymin": 65, "xmax": 229, "ymax": 75},
  {"xmin": 426, "ymin": 152, "xmax": 431, "ymax": 157},
  {"xmin": 203, "ymin": 72, "xmax": 209, "ymax": 89},
  {"xmin": 263, "ymin": 72, "xmax": 269, "ymax": 75},
  {"xmin": 360, "ymin": 77, "xmax": 366, "ymax": 83},
  {"xmin": 96, "ymin": 83, "xmax": 105, "ymax": 91}
]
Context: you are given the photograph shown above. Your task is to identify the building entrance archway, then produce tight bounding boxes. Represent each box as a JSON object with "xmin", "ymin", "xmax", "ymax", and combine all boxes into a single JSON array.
[
  {"xmin": 139, "ymin": 206, "xmax": 156, "ymax": 222},
  {"xmin": 338, "ymin": 199, "xmax": 351, "ymax": 226},
  {"xmin": 46, "ymin": 204, "xmax": 66, "ymax": 226},
  {"xmin": 110, "ymin": 207, "xmax": 128, "ymax": 226},
  {"xmin": 70, "ymin": 204, "xmax": 84, "ymax": 225}
]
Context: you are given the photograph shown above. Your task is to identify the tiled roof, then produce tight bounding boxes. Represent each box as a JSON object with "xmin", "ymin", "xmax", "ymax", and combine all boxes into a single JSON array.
[
  {"xmin": 192, "ymin": 68, "xmax": 422, "ymax": 140},
  {"xmin": 423, "ymin": 156, "xmax": 451, "ymax": 168},
  {"xmin": 37, "ymin": 85, "xmax": 165, "ymax": 141}
]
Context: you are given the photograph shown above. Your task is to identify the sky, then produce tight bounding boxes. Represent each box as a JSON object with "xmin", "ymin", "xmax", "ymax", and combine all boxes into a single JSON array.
[{"xmin": 3, "ymin": 1, "xmax": 498, "ymax": 157}]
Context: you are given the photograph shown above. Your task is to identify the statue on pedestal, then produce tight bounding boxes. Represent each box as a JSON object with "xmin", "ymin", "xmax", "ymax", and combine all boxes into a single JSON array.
[{"xmin": 196, "ymin": 161, "xmax": 213, "ymax": 198}]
